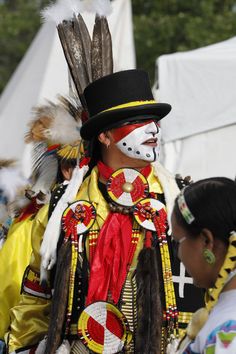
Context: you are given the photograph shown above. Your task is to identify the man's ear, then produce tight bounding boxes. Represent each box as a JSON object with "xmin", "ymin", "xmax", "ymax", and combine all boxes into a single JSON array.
[{"xmin": 98, "ymin": 132, "xmax": 111, "ymax": 147}]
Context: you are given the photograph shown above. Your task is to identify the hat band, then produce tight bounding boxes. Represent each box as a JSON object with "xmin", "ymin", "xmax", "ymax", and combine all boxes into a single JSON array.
[{"xmin": 101, "ymin": 100, "xmax": 157, "ymax": 113}]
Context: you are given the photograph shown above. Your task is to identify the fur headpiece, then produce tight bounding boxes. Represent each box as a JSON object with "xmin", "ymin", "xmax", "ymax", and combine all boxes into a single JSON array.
[{"xmin": 23, "ymin": 96, "xmax": 82, "ymax": 197}]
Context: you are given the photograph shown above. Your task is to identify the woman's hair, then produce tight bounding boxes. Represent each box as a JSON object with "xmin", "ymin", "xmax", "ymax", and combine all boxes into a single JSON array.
[{"xmin": 173, "ymin": 177, "xmax": 236, "ymax": 243}]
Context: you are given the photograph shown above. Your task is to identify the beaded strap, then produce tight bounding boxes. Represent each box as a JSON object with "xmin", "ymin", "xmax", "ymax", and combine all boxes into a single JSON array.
[{"xmin": 205, "ymin": 232, "xmax": 236, "ymax": 312}]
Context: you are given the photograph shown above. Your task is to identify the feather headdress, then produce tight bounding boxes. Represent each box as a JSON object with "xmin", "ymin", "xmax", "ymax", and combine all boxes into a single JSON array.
[
  {"xmin": 40, "ymin": 0, "xmax": 114, "ymax": 277},
  {"xmin": 39, "ymin": 2, "xmax": 115, "ymax": 352},
  {"xmin": 23, "ymin": 96, "xmax": 82, "ymax": 197},
  {"xmin": 42, "ymin": 0, "xmax": 113, "ymax": 112}
]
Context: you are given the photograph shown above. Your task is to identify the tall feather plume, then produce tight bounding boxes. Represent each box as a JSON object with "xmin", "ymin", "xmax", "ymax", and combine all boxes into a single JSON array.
[
  {"xmin": 57, "ymin": 18, "xmax": 92, "ymax": 107},
  {"xmin": 24, "ymin": 98, "xmax": 82, "ymax": 197},
  {"xmin": 58, "ymin": 94, "xmax": 83, "ymax": 122},
  {"xmin": 91, "ymin": 15, "xmax": 113, "ymax": 81},
  {"xmin": 75, "ymin": 14, "xmax": 92, "ymax": 82}
]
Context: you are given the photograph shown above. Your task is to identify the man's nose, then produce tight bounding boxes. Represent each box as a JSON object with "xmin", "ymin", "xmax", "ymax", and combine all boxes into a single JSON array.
[{"xmin": 145, "ymin": 121, "xmax": 158, "ymax": 135}]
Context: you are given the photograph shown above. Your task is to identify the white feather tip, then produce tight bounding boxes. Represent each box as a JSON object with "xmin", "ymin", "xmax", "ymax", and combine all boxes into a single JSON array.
[
  {"xmin": 41, "ymin": 0, "xmax": 85, "ymax": 24},
  {"xmin": 84, "ymin": 0, "xmax": 112, "ymax": 17}
]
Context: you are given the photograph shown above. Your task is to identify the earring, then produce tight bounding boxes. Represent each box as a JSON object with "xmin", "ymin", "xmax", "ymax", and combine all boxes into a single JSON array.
[{"xmin": 203, "ymin": 249, "xmax": 216, "ymax": 265}]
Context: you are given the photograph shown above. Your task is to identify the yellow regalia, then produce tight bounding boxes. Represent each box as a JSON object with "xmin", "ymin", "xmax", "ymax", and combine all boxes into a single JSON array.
[
  {"xmin": 7, "ymin": 166, "xmax": 163, "ymax": 352},
  {"xmin": 0, "ymin": 217, "xmax": 33, "ymax": 339}
]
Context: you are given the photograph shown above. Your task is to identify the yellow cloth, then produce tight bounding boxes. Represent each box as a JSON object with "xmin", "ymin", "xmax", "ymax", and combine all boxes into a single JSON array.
[
  {"xmin": 0, "ymin": 217, "xmax": 33, "ymax": 340},
  {"xmin": 8, "ymin": 166, "xmax": 163, "ymax": 351},
  {"xmin": 7, "ymin": 205, "xmax": 49, "ymax": 351}
]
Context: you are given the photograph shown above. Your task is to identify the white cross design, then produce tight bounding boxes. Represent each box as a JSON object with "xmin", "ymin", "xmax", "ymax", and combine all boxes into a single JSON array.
[{"xmin": 172, "ymin": 263, "xmax": 193, "ymax": 298}]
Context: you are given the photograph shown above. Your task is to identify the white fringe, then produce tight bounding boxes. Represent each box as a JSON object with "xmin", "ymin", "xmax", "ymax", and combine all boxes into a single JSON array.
[
  {"xmin": 40, "ymin": 164, "xmax": 88, "ymax": 283},
  {"xmin": 35, "ymin": 337, "xmax": 47, "ymax": 354},
  {"xmin": 152, "ymin": 161, "xmax": 180, "ymax": 234},
  {"xmin": 56, "ymin": 340, "xmax": 71, "ymax": 354}
]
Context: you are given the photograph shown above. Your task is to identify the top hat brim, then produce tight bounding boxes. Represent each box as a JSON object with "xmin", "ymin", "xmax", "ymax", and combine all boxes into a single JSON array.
[{"xmin": 80, "ymin": 102, "xmax": 171, "ymax": 140}]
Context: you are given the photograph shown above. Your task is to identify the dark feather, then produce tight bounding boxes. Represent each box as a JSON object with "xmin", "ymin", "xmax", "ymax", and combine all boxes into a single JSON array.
[
  {"xmin": 57, "ymin": 19, "xmax": 91, "ymax": 99},
  {"xmin": 75, "ymin": 14, "xmax": 92, "ymax": 83},
  {"xmin": 135, "ymin": 247, "xmax": 162, "ymax": 354},
  {"xmin": 58, "ymin": 95, "xmax": 83, "ymax": 122},
  {"xmin": 45, "ymin": 241, "xmax": 71, "ymax": 354},
  {"xmin": 91, "ymin": 15, "xmax": 113, "ymax": 81}
]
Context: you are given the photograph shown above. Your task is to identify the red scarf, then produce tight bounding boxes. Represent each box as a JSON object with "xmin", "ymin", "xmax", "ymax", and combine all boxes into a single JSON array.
[{"xmin": 86, "ymin": 161, "xmax": 151, "ymax": 305}]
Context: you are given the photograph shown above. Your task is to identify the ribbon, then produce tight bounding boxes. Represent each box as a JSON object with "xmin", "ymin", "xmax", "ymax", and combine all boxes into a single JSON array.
[{"xmin": 86, "ymin": 161, "xmax": 151, "ymax": 305}]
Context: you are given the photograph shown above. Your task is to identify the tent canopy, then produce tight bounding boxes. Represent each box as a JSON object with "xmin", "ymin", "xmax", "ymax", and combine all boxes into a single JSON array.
[
  {"xmin": 157, "ymin": 36, "xmax": 236, "ymax": 143},
  {"xmin": 0, "ymin": 0, "xmax": 135, "ymax": 159},
  {"xmin": 155, "ymin": 37, "xmax": 236, "ymax": 180}
]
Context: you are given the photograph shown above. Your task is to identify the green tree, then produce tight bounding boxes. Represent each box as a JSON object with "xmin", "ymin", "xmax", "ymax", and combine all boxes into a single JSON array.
[
  {"xmin": 0, "ymin": 0, "xmax": 50, "ymax": 93},
  {"xmin": 133, "ymin": 0, "xmax": 236, "ymax": 82},
  {"xmin": 1, "ymin": 0, "xmax": 236, "ymax": 94}
]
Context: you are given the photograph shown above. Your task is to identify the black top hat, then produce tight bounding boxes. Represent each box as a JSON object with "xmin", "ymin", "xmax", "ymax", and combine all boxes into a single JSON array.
[{"xmin": 80, "ymin": 69, "xmax": 171, "ymax": 140}]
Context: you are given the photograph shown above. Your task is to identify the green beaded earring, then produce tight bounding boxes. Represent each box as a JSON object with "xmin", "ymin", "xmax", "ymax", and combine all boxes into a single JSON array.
[{"xmin": 203, "ymin": 249, "xmax": 216, "ymax": 265}]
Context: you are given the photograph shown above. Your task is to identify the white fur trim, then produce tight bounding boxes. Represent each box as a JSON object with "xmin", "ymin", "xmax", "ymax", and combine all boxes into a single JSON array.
[
  {"xmin": 56, "ymin": 340, "xmax": 71, "ymax": 354},
  {"xmin": 40, "ymin": 164, "xmax": 88, "ymax": 283},
  {"xmin": 35, "ymin": 337, "xmax": 47, "ymax": 354},
  {"xmin": 152, "ymin": 161, "xmax": 180, "ymax": 234}
]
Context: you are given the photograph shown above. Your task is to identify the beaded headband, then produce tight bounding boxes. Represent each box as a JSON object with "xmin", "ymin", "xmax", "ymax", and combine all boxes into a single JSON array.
[{"xmin": 177, "ymin": 189, "xmax": 195, "ymax": 224}]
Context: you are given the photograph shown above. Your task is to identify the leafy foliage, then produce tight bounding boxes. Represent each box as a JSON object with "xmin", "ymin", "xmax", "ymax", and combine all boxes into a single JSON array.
[
  {"xmin": 0, "ymin": 0, "xmax": 50, "ymax": 93},
  {"xmin": 0, "ymin": 0, "xmax": 236, "ymax": 93},
  {"xmin": 133, "ymin": 0, "xmax": 236, "ymax": 82}
]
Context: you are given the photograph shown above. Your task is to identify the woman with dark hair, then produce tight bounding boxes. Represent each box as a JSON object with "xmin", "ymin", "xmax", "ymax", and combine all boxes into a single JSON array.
[{"xmin": 171, "ymin": 177, "xmax": 236, "ymax": 353}]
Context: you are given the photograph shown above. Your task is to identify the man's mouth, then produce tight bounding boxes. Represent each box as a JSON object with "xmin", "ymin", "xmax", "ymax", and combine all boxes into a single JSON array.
[{"xmin": 142, "ymin": 138, "xmax": 157, "ymax": 147}]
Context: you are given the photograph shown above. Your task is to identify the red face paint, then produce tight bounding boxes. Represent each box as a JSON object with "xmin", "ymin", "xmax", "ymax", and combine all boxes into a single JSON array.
[{"xmin": 112, "ymin": 120, "xmax": 159, "ymax": 143}]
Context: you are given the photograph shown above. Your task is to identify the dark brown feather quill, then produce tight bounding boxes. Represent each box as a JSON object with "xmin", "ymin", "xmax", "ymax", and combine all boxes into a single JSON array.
[
  {"xmin": 57, "ymin": 17, "xmax": 92, "ymax": 101},
  {"xmin": 91, "ymin": 15, "xmax": 113, "ymax": 81}
]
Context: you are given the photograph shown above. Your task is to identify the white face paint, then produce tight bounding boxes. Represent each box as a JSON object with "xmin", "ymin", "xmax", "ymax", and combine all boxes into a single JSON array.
[{"xmin": 113, "ymin": 121, "xmax": 162, "ymax": 162}]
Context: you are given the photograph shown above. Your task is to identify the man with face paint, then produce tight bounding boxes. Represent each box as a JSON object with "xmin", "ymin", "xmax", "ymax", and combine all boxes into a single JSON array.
[
  {"xmin": 8, "ymin": 70, "xmax": 204, "ymax": 354},
  {"xmin": 102, "ymin": 120, "xmax": 161, "ymax": 164}
]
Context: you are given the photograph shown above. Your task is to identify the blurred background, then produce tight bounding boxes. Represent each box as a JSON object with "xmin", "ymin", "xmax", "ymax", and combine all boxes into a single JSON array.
[{"xmin": 0, "ymin": 0, "xmax": 236, "ymax": 180}]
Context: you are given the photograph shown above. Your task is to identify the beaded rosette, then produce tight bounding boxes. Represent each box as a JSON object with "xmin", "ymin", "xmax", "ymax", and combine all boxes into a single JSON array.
[
  {"xmin": 107, "ymin": 169, "xmax": 179, "ymax": 344},
  {"xmin": 62, "ymin": 200, "xmax": 96, "ymax": 237},
  {"xmin": 107, "ymin": 168, "xmax": 149, "ymax": 207},
  {"xmin": 62, "ymin": 200, "xmax": 96, "ymax": 333},
  {"xmin": 134, "ymin": 197, "xmax": 179, "ymax": 344},
  {"xmin": 134, "ymin": 198, "xmax": 166, "ymax": 231},
  {"xmin": 78, "ymin": 301, "xmax": 132, "ymax": 353}
]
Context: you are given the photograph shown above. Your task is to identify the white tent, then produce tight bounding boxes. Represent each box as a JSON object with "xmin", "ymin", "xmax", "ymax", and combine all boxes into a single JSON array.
[
  {"xmin": 155, "ymin": 37, "xmax": 236, "ymax": 180},
  {"xmin": 0, "ymin": 0, "xmax": 135, "ymax": 160}
]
